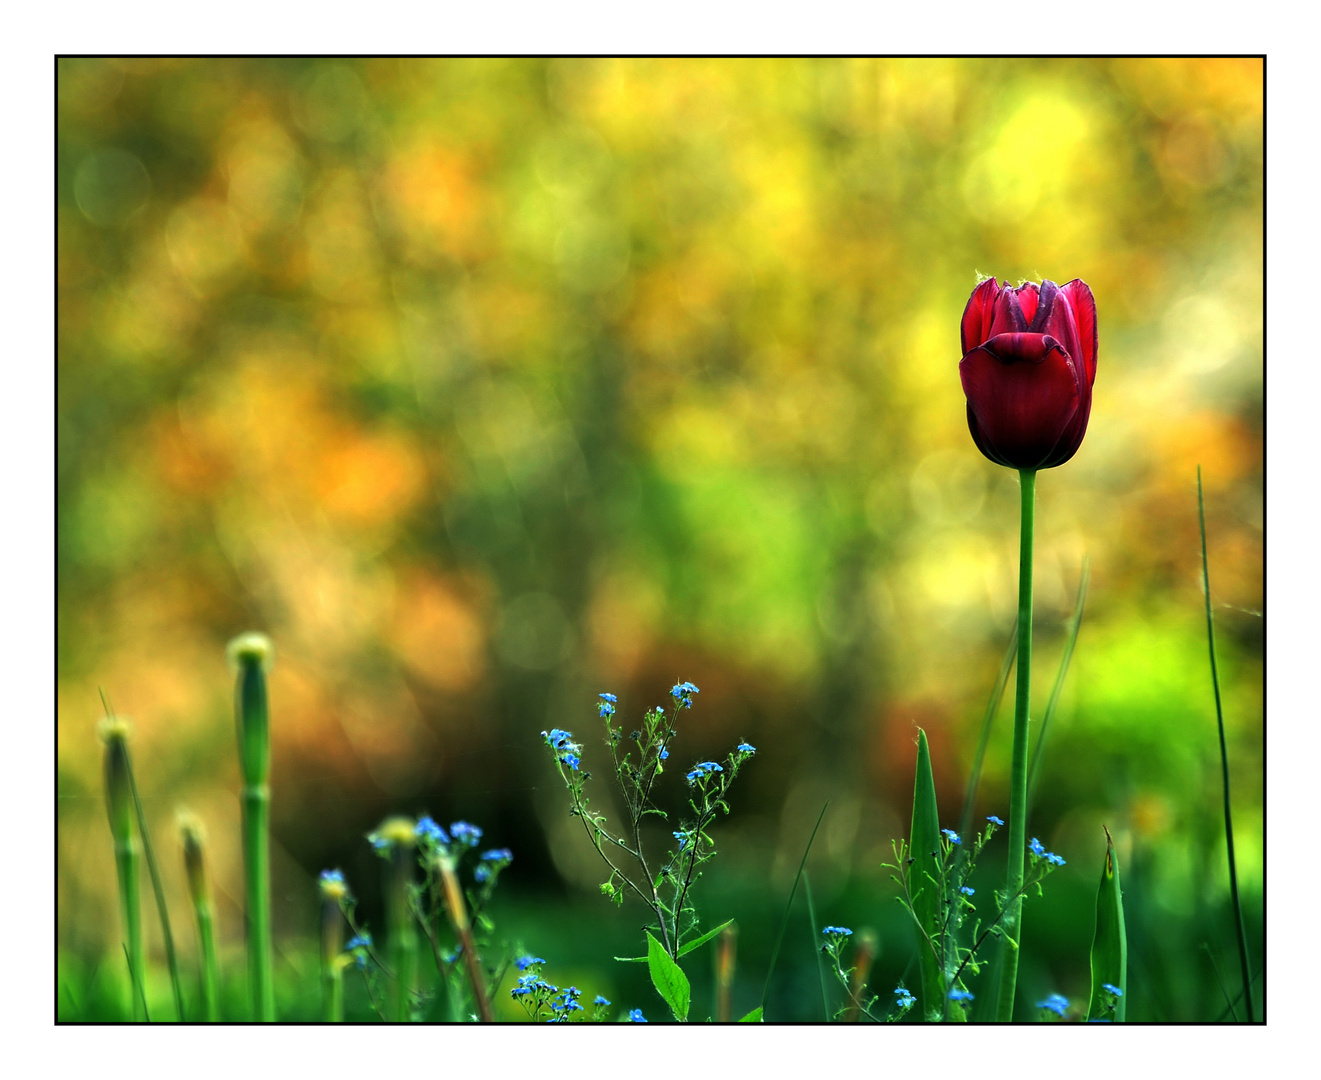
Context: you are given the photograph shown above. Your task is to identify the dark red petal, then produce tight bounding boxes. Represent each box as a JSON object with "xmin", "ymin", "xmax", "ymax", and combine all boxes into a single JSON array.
[
  {"xmin": 1015, "ymin": 281, "xmax": 1040, "ymax": 326},
  {"xmin": 1059, "ymin": 279, "xmax": 1097, "ymax": 385},
  {"xmin": 1040, "ymin": 293, "xmax": 1082, "ymax": 379},
  {"xmin": 988, "ymin": 284, "xmax": 1029, "ymax": 337},
  {"xmin": 1027, "ymin": 280, "xmax": 1058, "ymax": 332},
  {"xmin": 960, "ymin": 278, "xmax": 1001, "ymax": 353},
  {"xmin": 959, "ymin": 342, "xmax": 1081, "ymax": 470}
]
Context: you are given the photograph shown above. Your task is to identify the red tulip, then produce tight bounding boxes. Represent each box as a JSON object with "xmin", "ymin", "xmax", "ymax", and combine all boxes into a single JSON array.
[{"xmin": 958, "ymin": 277, "xmax": 1097, "ymax": 470}]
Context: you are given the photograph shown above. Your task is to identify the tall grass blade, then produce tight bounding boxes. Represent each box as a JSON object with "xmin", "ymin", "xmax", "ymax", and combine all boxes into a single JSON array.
[
  {"xmin": 802, "ymin": 873, "xmax": 830, "ymax": 1020},
  {"xmin": 1198, "ymin": 467, "xmax": 1254, "ymax": 1023},
  {"xmin": 123, "ymin": 942, "xmax": 151, "ymax": 1022},
  {"xmin": 100, "ymin": 708, "xmax": 145, "ymax": 1021},
  {"xmin": 1086, "ymin": 826, "xmax": 1127, "ymax": 1021},
  {"xmin": 909, "ymin": 729, "xmax": 944, "ymax": 1020},
  {"xmin": 759, "ymin": 801, "xmax": 828, "ymax": 1017},
  {"xmin": 1027, "ymin": 557, "xmax": 1090, "ymax": 814},
  {"xmin": 1201, "ymin": 943, "xmax": 1239, "ymax": 1022},
  {"xmin": 957, "ymin": 617, "xmax": 1017, "ymax": 843},
  {"xmin": 123, "ymin": 751, "xmax": 186, "ymax": 1021}
]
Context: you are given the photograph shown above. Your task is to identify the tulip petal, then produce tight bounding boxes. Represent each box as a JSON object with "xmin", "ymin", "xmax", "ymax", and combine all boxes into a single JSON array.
[
  {"xmin": 960, "ymin": 277, "xmax": 1001, "ymax": 354},
  {"xmin": 1059, "ymin": 279, "xmax": 1097, "ymax": 385},
  {"xmin": 959, "ymin": 337, "xmax": 1083, "ymax": 470},
  {"xmin": 988, "ymin": 283, "xmax": 1029, "ymax": 337},
  {"xmin": 1027, "ymin": 280, "xmax": 1058, "ymax": 333},
  {"xmin": 1015, "ymin": 281, "xmax": 1041, "ymax": 327}
]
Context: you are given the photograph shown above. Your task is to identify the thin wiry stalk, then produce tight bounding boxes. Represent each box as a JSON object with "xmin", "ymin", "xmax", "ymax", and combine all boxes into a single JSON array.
[
  {"xmin": 956, "ymin": 618, "xmax": 1018, "ymax": 844},
  {"xmin": 1198, "ymin": 467, "xmax": 1255, "ymax": 1023},
  {"xmin": 760, "ymin": 802, "xmax": 828, "ymax": 1017}
]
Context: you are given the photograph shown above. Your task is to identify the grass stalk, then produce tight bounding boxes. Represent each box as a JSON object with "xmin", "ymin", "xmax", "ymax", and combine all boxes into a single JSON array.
[
  {"xmin": 803, "ymin": 873, "xmax": 831, "ymax": 1020},
  {"xmin": 318, "ymin": 871, "xmax": 348, "ymax": 1023},
  {"xmin": 101, "ymin": 717, "xmax": 146, "ymax": 1021},
  {"xmin": 715, "ymin": 922, "xmax": 736, "ymax": 1023},
  {"xmin": 759, "ymin": 801, "xmax": 828, "ymax": 1018},
  {"xmin": 1198, "ymin": 467, "xmax": 1255, "ymax": 1023},
  {"xmin": 229, "ymin": 632, "xmax": 275, "ymax": 1021},
  {"xmin": 437, "ymin": 850, "xmax": 494, "ymax": 1022},
  {"xmin": 995, "ymin": 468, "xmax": 1035, "ymax": 1022},
  {"xmin": 956, "ymin": 617, "xmax": 1018, "ymax": 844},
  {"xmin": 1027, "ymin": 556, "xmax": 1090, "ymax": 813},
  {"xmin": 179, "ymin": 812, "xmax": 221, "ymax": 1021},
  {"xmin": 375, "ymin": 818, "xmax": 420, "ymax": 1022}
]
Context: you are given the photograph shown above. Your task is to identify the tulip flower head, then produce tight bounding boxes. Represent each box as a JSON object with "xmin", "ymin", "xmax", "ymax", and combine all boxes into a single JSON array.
[{"xmin": 958, "ymin": 277, "xmax": 1097, "ymax": 470}]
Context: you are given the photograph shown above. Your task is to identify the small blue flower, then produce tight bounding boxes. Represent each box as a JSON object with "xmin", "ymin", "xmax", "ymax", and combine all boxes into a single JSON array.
[
  {"xmin": 560, "ymin": 753, "xmax": 581, "ymax": 770},
  {"xmin": 319, "ymin": 869, "xmax": 344, "ymax": 885},
  {"xmin": 986, "ymin": 815, "xmax": 1004, "ymax": 826},
  {"xmin": 450, "ymin": 821, "xmax": 483, "ymax": 848},
  {"xmin": 942, "ymin": 829, "xmax": 961, "ymax": 845},
  {"xmin": 515, "ymin": 955, "xmax": 545, "ymax": 971},
  {"xmin": 628, "ymin": 1008, "xmax": 647, "ymax": 1022},
  {"xmin": 685, "ymin": 760, "xmax": 724, "ymax": 785},
  {"xmin": 1045, "ymin": 852, "xmax": 1066, "ymax": 866},
  {"xmin": 670, "ymin": 681, "xmax": 700, "ymax": 707},
  {"xmin": 599, "ymin": 693, "xmax": 617, "ymax": 703},
  {"xmin": 1029, "ymin": 837, "xmax": 1046, "ymax": 857},
  {"xmin": 481, "ymin": 848, "xmax": 512, "ymax": 863},
  {"xmin": 660, "ymin": 747, "xmax": 669, "ymax": 760},
  {"xmin": 673, "ymin": 830, "xmax": 690, "ymax": 851},
  {"xmin": 415, "ymin": 816, "xmax": 449, "ymax": 845},
  {"xmin": 960, "ymin": 886, "xmax": 975, "ymax": 896},
  {"xmin": 894, "ymin": 987, "xmax": 916, "ymax": 1009},
  {"xmin": 1101, "ymin": 983, "xmax": 1123, "ymax": 997},
  {"xmin": 594, "ymin": 994, "xmax": 611, "ymax": 1007},
  {"xmin": 542, "ymin": 728, "xmax": 575, "ymax": 749},
  {"xmin": 822, "ymin": 926, "xmax": 853, "ymax": 937},
  {"xmin": 948, "ymin": 988, "xmax": 974, "ymax": 1003},
  {"xmin": 736, "ymin": 742, "xmax": 756, "ymax": 754},
  {"xmin": 1037, "ymin": 993, "xmax": 1069, "ymax": 1017},
  {"xmin": 598, "ymin": 701, "xmax": 615, "ymax": 718},
  {"xmin": 345, "ymin": 934, "xmax": 371, "ymax": 951}
]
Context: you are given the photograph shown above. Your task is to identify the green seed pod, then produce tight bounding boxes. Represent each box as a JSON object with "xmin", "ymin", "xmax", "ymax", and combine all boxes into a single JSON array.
[
  {"xmin": 99, "ymin": 716, "xmax": 135, "ymax": 845},
  {"xmin": 228, "ymin": 632, "xmax": 273, "ymax": 787},
  {"xmin": 177, "ymin": 810, "xmax": 209, "ymax": 907}
]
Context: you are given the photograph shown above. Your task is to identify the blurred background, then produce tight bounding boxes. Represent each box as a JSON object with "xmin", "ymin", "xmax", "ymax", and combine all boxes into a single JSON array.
[{"xmin": 57, "ymin": 57, "xmax": 1262, "ymax": 1021}]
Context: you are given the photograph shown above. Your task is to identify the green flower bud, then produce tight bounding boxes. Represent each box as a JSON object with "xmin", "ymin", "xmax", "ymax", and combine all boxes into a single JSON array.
[
  {"xmin": 227, "ymin": 632, "xmax": 273, "ymax": 786},
  {"xmin": 99, "ymin": 716, "xmax": 134, "ymax": 844}
]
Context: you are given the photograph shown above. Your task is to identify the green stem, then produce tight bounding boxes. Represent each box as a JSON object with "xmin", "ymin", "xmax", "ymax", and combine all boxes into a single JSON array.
[
  {"xmin": 388, "ymin": 846, "xmax": 417, "ymax": 1022},
  {"xmin": 196, "ymin": 902, "xmax": 221, "ymax": 1021},
  {"xmin": 1198, "ymin": 467, "xmax": 1255, "ymax": 1023},
  {"xmin": 114, "ymin": 838, "xmax": 146, "ymax": 1021},
  {"xmin": 242, "ymin": 783, "xmax": 274, "ymax": 1020},
  {"xmin": 321, "ymin": 897, "xmax": 344, "ymax": 1023},
  {"xmin": 996, "ymin": 468, "xmax": 1035, "ymax": 1022}
]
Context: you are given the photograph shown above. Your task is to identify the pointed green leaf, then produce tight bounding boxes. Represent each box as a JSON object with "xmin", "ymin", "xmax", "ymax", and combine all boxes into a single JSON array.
[
  {"xmin": 646, "ymin": 931, "xmax": 691, "ymax": 1021},
  {"xmin": 1087, "ymin": 826, "xmax": 1127, "ymax": 1022},
  {"xmin": 614, "ymin": 955, "xmax": 647, "ymax": 963},
  {"xmin": 677, "ymin": 918, "xmax": 735, "ymax": 958},
  {"xmin": 739, "ymin": 1006, "xmax": 763, "ymax": 1022},
  {"xmin": 909, "ymin": 729, "xmax": 945, "ymax": 1020}
]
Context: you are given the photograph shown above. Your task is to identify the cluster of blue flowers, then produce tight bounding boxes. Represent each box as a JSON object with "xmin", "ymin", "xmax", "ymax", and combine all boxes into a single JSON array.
[
  {"xmin": 959, "ymin": 885, "xmax": 975, "ymax": 896},
  {"xmin": 543, "ymin": 728, "xmax": 582, "ymax": 771},
  {"xmin": 822, "ymin": 926, "xmax": 853, "ymax": 937},
  {"xmin": 672, "ymin": 829, "xmax": 692, "ymax": 852},
  {"xmin": 344, "ymin": 933, "xmax": 371, "ymax": 969},
  {"xmin": 1037, "ymin": 992, "xmax": 1069, "ymax": 1017},
  {"xmin": 1029, "ymin": 837, "xmax": 1066, "ymax": 866},
  {"xmin": 474, "ymin": 847, "xmax": 513, "ymax": 883},
  {"xmin": 628, "ymin": 1008, "xmax": 647, "ymax": 1022},
  {"xmin": 415, "ymin": 816, "xmax": 448, "ymax": 846},
  {"xmin": 508, "ymin": 956, "xmax": 634, "ymax": 1022},
  {"xmin": 319, "ymin": 868, "xmax": 345, "ymax": 887},
  {"xmin": 941, "ymin": 828, "xmax": 961, "ymax": 845},
  {"xmin": 598, "ymin": 693, "xmax": 617, "ymax": 719},
  {"xmin": 671, "ymin": 681, "xmax": 700, "ymax": 708},
  {"xmin": 685, "ymin": 760, "xmax": 723, "ymax": 785},
  {"xmin": 736, "ymin": 742, "xmax": 756, "ymax": 754},
  {"xmin": 948, "ymin": 987, "xmax": 974, "ymax": 1004},
  {"xmin": 986, "ymin": 815, "xmax": 1005, "ymax": 826},
  {"xmin": 894, "ymin": 987, "xmax": 916, "ymax": 1010}
]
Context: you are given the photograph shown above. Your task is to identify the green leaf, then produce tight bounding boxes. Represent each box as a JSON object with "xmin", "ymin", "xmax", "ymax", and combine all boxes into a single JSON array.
[
  {"xmin": 646, "ymin": 931, "xmax": 691, "ymax": 1021},
  {"xmin": 909, "ymin": 728, "xmax": 945, "ymax": 1020},
  {"xmin": 614, "ymin": 954, "xmax": 647, "ymax": 963},
  {"xmin": 676, "ymin": 918, "xmax": 735, "ymax": 958},
  {"xmin": 739, "ymin": 1006, "xmax": 763, "ymax": 1022},
  {"xmin": 1086, "ymin": 826, "xmax": 1127, "ymax": 1022}
]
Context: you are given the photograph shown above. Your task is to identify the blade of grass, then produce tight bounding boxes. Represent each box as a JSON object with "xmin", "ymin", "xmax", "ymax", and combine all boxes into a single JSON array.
[
  {"xmin": 802, "ymin": 873, "xmax": 830, "ymax": 1021},
  {"xmin": 123, "ymin": 942, "xmax": 151, "ymax": 1022},
  {"xmin": 759, "ymin": 801, "xmax": 828, "ymax": 1018},
  {"xmin": 1027, "ymin": 556, "xmax": 1090, "ymax": 813},
  {"xmin": 1215, "ymin": 965, "xmax": 1262, "ymax": 1021},
  {"xmin": 956, "ymin": 617, "xmax": 1017, "ymax": 843},
  {"xmin": 1086, "ymin": 826, "xmax": 1127, "ymax": 1021},
  {"xmin": 1200, "ymin": 943, "xmax": 1239, "ymax": 1022},
  {"xmin": 910, "ymin": 729, "xmax": 944, "ymax": 1020},
  {"xmin": 1198, "ymin": 466, "xmax": 1254, "ymax": 1023}
]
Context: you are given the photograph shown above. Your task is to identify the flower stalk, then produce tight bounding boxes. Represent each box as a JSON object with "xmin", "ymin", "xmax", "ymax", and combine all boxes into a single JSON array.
[
  {"xmin": 101, "ymin": 716, "xmax": 145, "ymax": 1021},
  {"xmin": 438, "ymin": 851, "xmax": 494, "ymax": 1022},
  {"xmin": 996, "ymin": 468, "xmax": 1036, "ymax": 1021},
  {"xmin": 318, "ymin": 870, "xmax": 349, "ymax": 1022},
  {"xmin": 377, "ymin": 817, "xmax": 418, "ymax": 1022},
  {"xmin": 178, "ymin": 812, "xmax": 220, "ymax": 1021},
  {"xmin": 229, "ymin": 632, "xmax": 275, "ymax": 1021}
]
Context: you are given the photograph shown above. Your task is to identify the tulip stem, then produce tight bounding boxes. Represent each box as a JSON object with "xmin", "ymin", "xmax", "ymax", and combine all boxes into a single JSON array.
[{"xmin": 996, "ymin": 468, "xmax": 1035, "ymax": 1021}]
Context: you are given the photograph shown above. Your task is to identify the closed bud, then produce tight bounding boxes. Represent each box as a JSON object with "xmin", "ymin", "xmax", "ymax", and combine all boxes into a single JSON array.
[
  {"xmin": 227, "ymin": 632, "xmax": 274, "ymax": 786},
  {"xmin": 98, "ymin": 716, "xmax": 134, "ymax": 844},
  {"xmin": 177, "ymin": 810, "xmax": 209, "ymax": 907}
]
